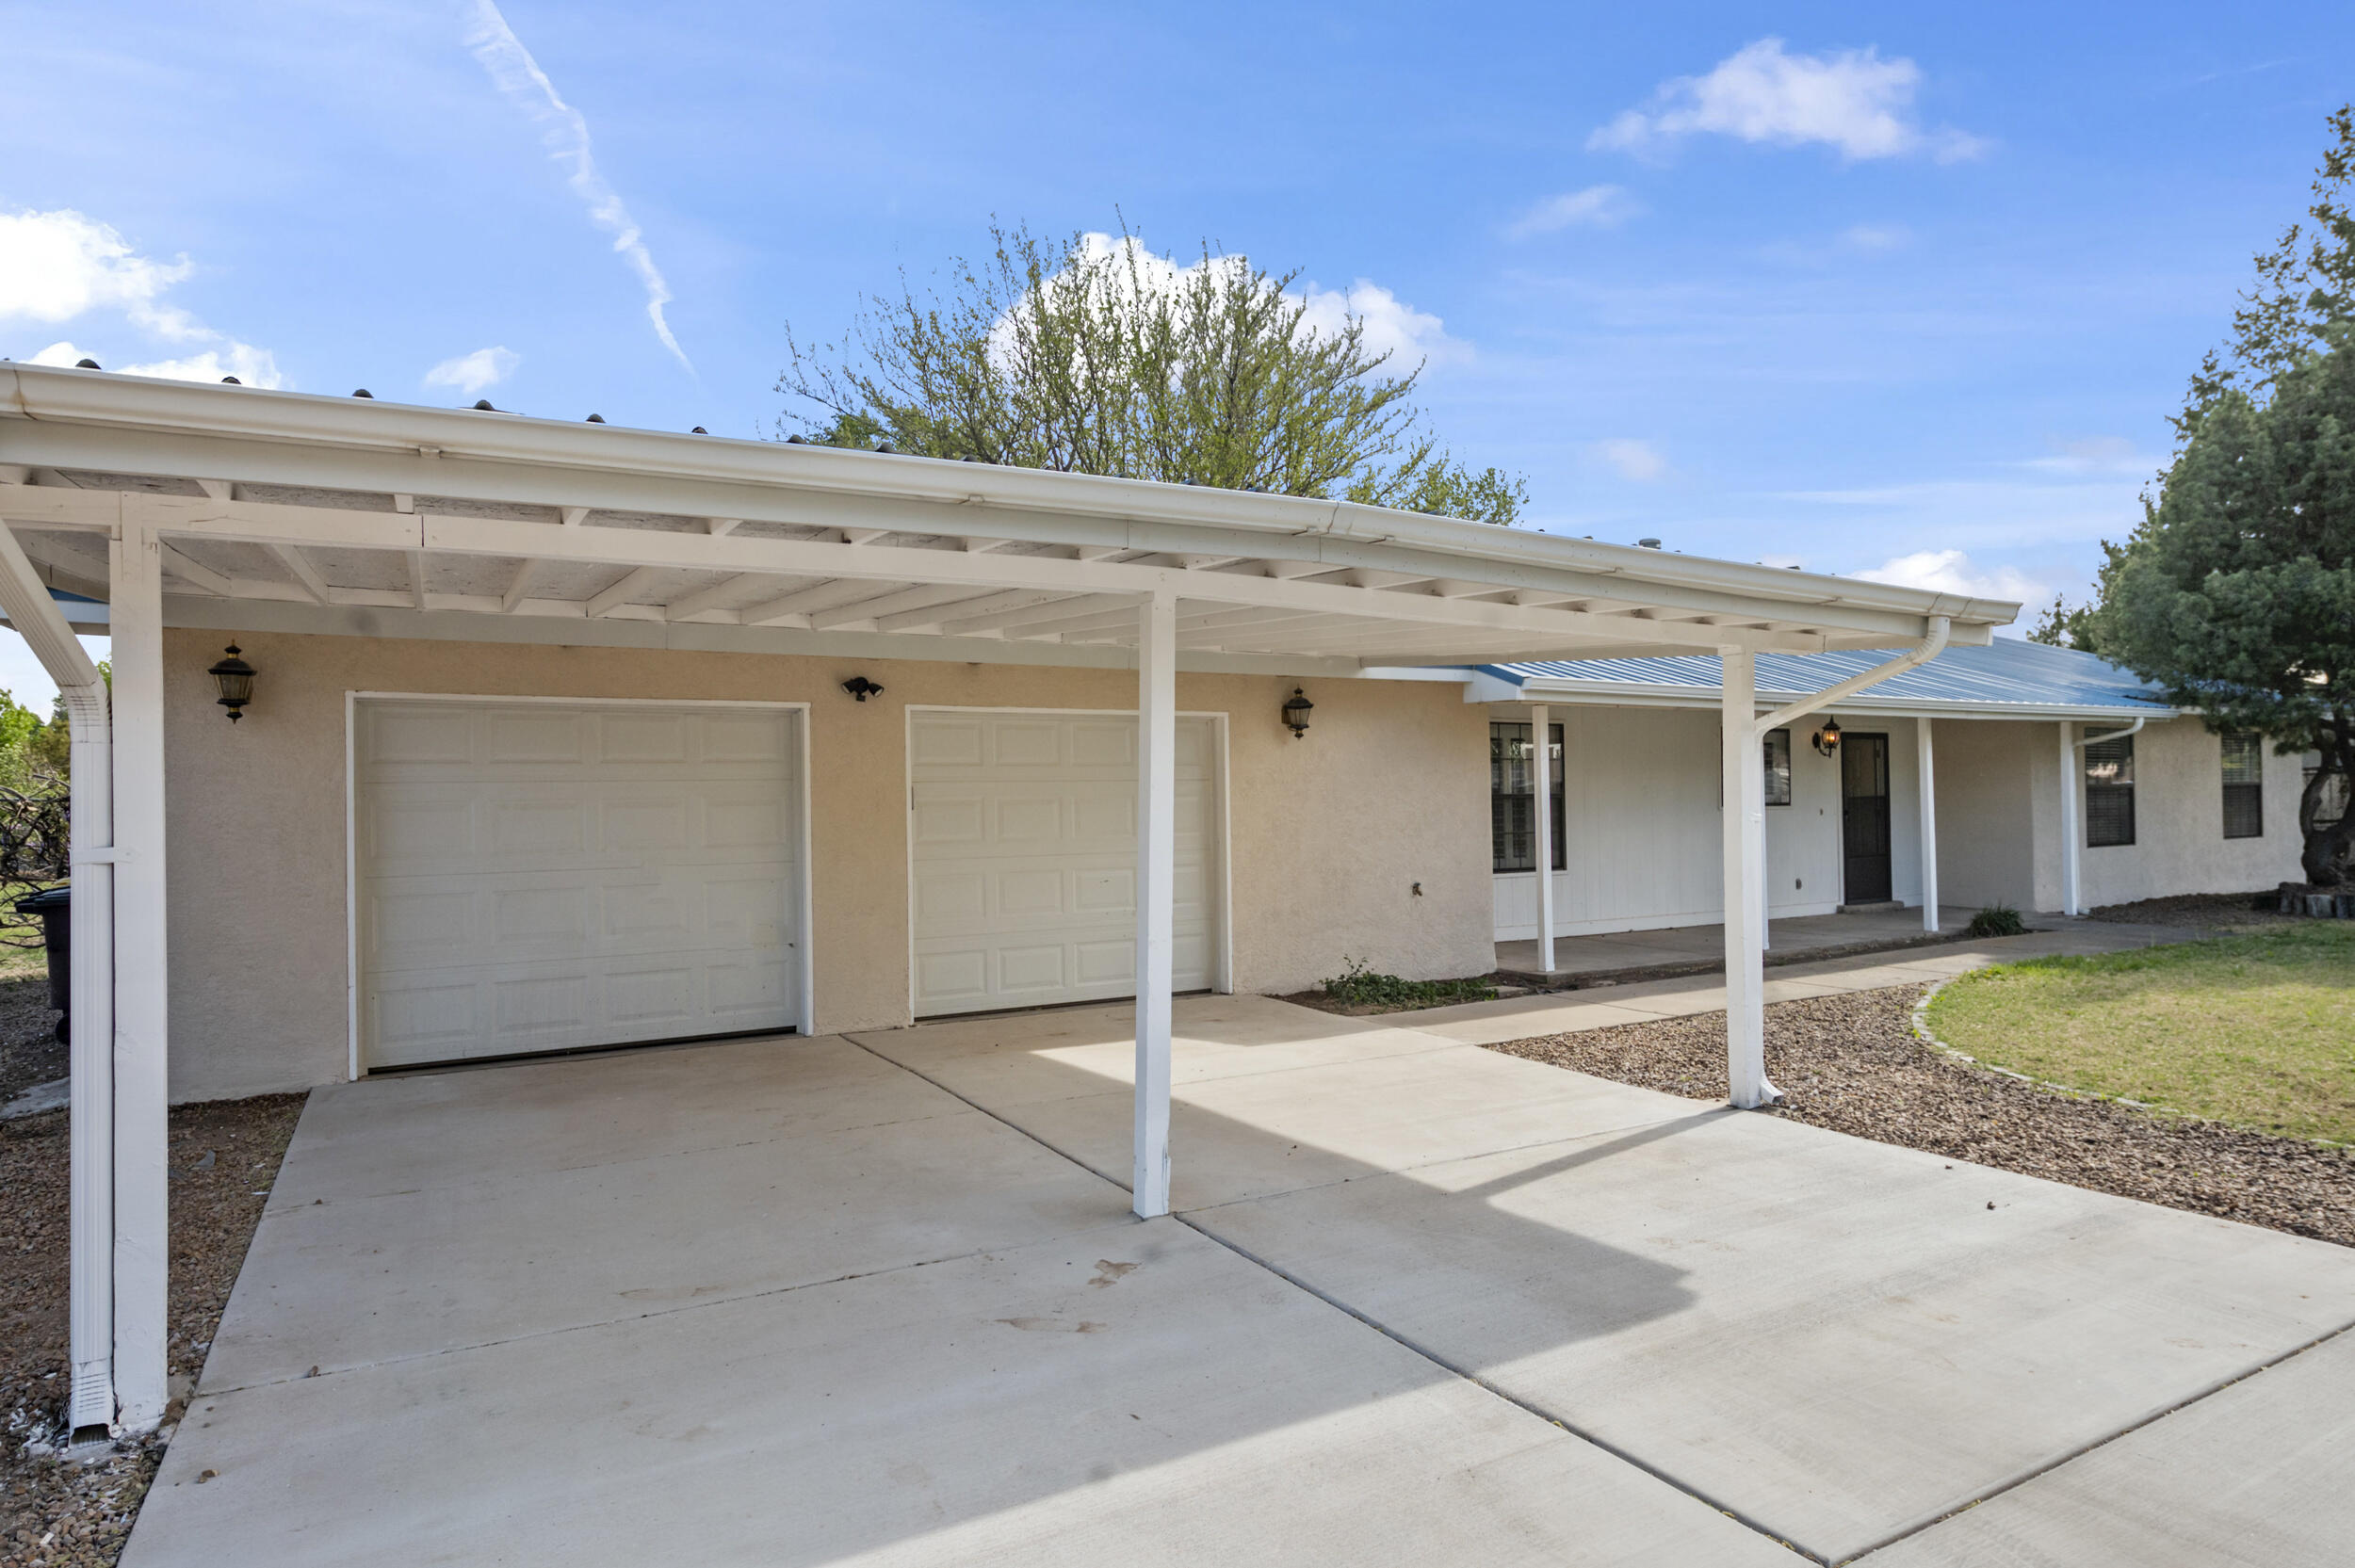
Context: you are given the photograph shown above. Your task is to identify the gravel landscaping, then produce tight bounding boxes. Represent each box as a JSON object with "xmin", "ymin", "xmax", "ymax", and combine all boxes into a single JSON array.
[
  {"xmin": 2, "ymin": 1088, "xmax": 303, "ymax": 1565},
  {"xmin": 1485, "ymin": 984, "xmax": 2355, "ymax": 1249}
]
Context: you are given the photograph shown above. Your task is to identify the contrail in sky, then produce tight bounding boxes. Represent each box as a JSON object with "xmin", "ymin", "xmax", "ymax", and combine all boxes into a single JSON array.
[{"xmin": 463, "ymin": 0, "xmax": 693, "ymax": 372}]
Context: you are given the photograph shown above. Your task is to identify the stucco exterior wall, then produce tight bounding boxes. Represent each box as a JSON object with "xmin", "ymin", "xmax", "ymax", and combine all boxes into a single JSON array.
[
  {"xmin": 1931, "ymin": 716, "xmax": 2308, "ymax": 913},
  {"xmin": 161, "ymin": 628, "xmax": 1491, "ymax": 1102},
  {"xmin": 2077, "ymin": 719, "xmax": 2307, "ymax": 909},
  {"xmin": 1929, "ymin": 719, "xmax": 2040, "ymax": 910}
]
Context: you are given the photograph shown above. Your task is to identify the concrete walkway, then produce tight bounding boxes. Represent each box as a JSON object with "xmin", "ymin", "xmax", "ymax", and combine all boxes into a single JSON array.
[
  {"xmin": 1454, "ymin": 915, "xmax": 2195, "ymax": 1046},
  {"xmin": 126, "ymin": 968, "xmax": 2355, "ymax": 1566}
]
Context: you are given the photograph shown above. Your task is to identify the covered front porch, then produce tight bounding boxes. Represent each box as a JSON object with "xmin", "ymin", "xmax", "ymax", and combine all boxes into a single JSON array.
[{"xmin": 1495, "ymin": 902, "xmax": 1999, "ymax": 986}]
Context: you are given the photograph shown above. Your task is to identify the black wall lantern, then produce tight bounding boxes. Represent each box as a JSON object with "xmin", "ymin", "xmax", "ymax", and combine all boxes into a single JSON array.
[
  {"xmin": 841, "ymin": 675, "xmax": 885, "ymax": 703},
  {"xmin": 208, "ymin": 644, "xmax": 256, "ymax": 722},
  {"xmin": 1281, "ymin": 687, "xmax": 1314, "ymax": 738},
  {"xmin": 1811, "ymin": 716, "xmax": 1842, "ymax": 757}
]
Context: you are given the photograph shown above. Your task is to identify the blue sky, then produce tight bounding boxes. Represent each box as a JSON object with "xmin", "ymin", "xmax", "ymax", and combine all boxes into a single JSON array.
[{"xmin": 5, "ymin": 1, "xmax": 2352, "ymax": 703}]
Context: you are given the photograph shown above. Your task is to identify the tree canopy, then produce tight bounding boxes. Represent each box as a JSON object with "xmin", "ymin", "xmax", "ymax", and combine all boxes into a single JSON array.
[
  {"xmin": 776, "ymin": 224, "xmax": 1527, "ymax": 525},
  {"xmin": 2092, "ymin": 108, "xmax": 2355, "ymax": 883}
]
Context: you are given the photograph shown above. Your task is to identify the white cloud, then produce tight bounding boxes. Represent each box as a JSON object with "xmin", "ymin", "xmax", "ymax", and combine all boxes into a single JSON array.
[
  {"xmin": 1588, "ymin": 38, "xmax": 1983, "ymax": 162},
  {"xmin": 1009, "ymin": 233, "xmax": 1462, "ymax": 374},
  {"xmin": 2022, "ymin": 436, "xmax": 2155, "ymax": 477},
  {"xmin": 464, "ymin": 0, "xmax": 690, "ymax": 372},
  {"xmin": 1854, "ymin": 548, "xmax": 2043, "ymax": 604},
  {"xmin": 1507, "ymin": 186, "xmax": 1638, "ymax": 238},
  {"xmin": 424, "ymin": 346, "xmax": 520, "ymax": 397},
  {"xmin": 1594, "ymin": 437, "xmax": 1668, "ymax": 481},
  {"xmin": 1, "ymin": 208, "xmax": 282, "ymax": 385},
  {"xmin": 1296, "ymin": 278, "xmax": 1460, "ymax": 367}
]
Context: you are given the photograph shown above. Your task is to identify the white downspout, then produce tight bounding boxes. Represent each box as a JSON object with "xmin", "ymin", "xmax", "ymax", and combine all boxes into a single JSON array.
[{"xmin": 0, "ymin": 524, "xmax": 115, "ymax": 1433}]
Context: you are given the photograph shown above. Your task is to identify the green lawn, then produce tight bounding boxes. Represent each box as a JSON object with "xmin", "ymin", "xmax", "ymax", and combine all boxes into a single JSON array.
[{"xmin": 1924, "ymin": 922, "xmax": 2355, "ymax": 1144}]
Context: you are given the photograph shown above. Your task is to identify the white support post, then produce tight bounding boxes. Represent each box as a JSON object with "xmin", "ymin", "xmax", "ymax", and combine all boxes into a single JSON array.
[
  {"xmin": 2058, "ymin": 721, "xmax": 2081, "ymax": 917},
  {"xmin": 0, "ymin": 525, "xmax": 115, "ymax": 1431},
  {"xmin": 1918, "ymin": 719, "xmax": 1940, "ymax": 932},
  {"xmin": 1131, "ymin": 590, "xmax": 1177, "ymax": 1220},
  {"xmin": 1721, "ymin": 649, "xmax": 1777, "ymax": 1108},
  {"xmin": 109, "ymin": 525, "xmax": 171, "ymax": 1432},
  {"xmin": 1529, "ymin": 703, "xmax": 1556, "ymax": 975}
]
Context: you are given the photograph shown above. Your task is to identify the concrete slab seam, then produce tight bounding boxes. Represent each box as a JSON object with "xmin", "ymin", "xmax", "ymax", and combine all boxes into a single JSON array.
[
  {"xmin": 1168, "ymin": 1209, "xmax": 1827, "ymax": 1564},
  {"xmin": 1838, "ymin": 1315, "xmax": 2355, "ymax": 1565},
  {"xmin": 839, "ymin": 1031, "xmax": 1818, "ymax": 1557}
]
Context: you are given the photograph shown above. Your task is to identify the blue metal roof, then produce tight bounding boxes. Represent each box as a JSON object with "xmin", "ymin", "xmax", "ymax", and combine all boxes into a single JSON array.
[{"xmin": 1476, "ymin": 638, "xmax": 2172, "ymax": 718}]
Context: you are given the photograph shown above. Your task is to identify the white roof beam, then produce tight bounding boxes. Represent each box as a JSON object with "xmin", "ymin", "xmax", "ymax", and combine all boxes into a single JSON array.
[
  {"xmin": 934, "ymin": 592, "xmax": 1131, "ymax": 636},
  {"xmin": 661, "ymin": 571, "xmax": 773, "ymax": 621},
  {"xmin": 159, "ymin": 542, "xmax": 232, "ymax": 597},
  {"xmin": 405, "ymin": 551, "xmax": 429, "ymax": 610},
  {"xmin": 871, "ymin": 588, "xmax": 1067, "ymax": 634},
  {"xmin": 704, "ymin": 516, "xmax": 741, "ymax": 536},
  {"xmin": 586, "ymin": 564, "xmax": 669, "ymax": 619},
  {"xmin": 265, "ymin": 542, "xmax": 332, "ymax": 605},
  {"xmin": 501, "ymin": 559, "xmax": 542, "ymax": 614},
  {"xmin": 808, "ymin": 581, "xmax": 1007, "ymax": 631}
]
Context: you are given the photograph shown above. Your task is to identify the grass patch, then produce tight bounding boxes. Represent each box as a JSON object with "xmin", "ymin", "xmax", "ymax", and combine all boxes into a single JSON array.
[
  {"xmin": 1924, "ymin": 922, "xmax": 2355, "ymax": 1143},
  {"xmin": 1320, "ymin": 957, "xmax": 1497, "ymax": 1012}
]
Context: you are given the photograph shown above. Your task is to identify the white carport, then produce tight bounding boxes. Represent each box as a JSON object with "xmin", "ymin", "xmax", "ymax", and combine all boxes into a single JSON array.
[{"xmin": 0, "ymin": 363, "xmax": 2013, "ymax": 1434}]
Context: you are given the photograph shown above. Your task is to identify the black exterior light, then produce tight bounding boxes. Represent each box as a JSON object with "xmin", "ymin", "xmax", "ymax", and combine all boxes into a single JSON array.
[
  {"xmin": 1812, "ymin": 716, "xmax": 1842, "ymax": 757},
  {"xmin": 1281, "ymin": 687, "xmax": 1314, "ymax": 738},
  {"xmin": 208, "ymin": 644, "xmax": 256, "ymax": 722},
  {"xmin": 841, "ymin": 675, "xmax": 885, "ymax": 703}
]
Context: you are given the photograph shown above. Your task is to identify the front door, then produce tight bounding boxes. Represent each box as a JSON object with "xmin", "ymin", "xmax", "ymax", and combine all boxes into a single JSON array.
[{"xmin": 1842, "ymin": 733, "xmax": 1892, "ymax": 903}]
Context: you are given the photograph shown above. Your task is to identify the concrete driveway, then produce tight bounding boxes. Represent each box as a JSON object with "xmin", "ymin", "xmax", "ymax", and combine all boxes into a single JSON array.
[{"xmin": 126, "ymin": 995, "xmax": 2355, "ymax": 1566}]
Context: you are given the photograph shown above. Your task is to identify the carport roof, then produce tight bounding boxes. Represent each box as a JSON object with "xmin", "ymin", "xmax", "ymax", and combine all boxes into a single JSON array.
[
  {"xmin": 1, "ymin": 364, "xmax": 2016, "ymax": 671},
  {"xmin": 1471, "ymin": 639, "xmax": 2176, "ymax": 720}
]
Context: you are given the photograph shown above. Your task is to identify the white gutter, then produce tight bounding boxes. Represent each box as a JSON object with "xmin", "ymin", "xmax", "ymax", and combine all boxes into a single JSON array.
[
  {"xmin": 2074, "ymin": 716, "xmax": 2148, "ymax": 747},
  {"xmin": 0, "ymin": 523, "xmax": 114, "ymax": 1432},
  {"xmin": 1752, "ymin": 617, "xmax": 1950, "ymax": 737},
  {"xmin": 0, "ymin": 364, "xmax": 2022, "ymax": 634}
]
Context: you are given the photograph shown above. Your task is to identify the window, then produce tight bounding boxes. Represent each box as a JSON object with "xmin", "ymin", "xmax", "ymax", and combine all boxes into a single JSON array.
[
  {"xmin": 2085, "ymin": 734, "xmax": 2136, "ymax": 847},
  {"xmin": 2221, "ymin": 732, "xmax": 2264, "ymax": 839},
  {"xmin": 1763, "ymin": 728, "xmax": 1793, "ymax": 807},
  {"xmin": 2303, "ymin": 753, "xmax": 2348, "ymax": 831},
  {"xmin": 1489, "ymin": 721, "xmax": 1565, "ymax": 873}
]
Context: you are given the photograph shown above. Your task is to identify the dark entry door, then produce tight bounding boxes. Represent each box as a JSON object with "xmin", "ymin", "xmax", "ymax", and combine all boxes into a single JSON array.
[{"xmin": 1842, "ymin": 734, "xmax": 1892, "ymax": 903}]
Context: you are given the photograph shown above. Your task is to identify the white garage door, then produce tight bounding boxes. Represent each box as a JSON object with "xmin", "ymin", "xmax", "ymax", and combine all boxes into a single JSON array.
[
  {"xmin": 910, "ymin": 710, "xmax": 1220, "ymax": 1016},
  {"xmin": 355, "ymin": 700, "xmax": 803, "ymax": 1069}
]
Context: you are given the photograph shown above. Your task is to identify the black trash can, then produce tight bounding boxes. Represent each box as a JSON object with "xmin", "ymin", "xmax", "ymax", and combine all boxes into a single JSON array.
[{"xmin": 15, "ymin": 885, "xmax": 69, "ymax": 1043}]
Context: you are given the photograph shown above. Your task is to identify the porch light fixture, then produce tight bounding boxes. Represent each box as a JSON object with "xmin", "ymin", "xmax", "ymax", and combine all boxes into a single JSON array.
[
  {"xmin": 841, "ymin": 675, "xmax": 885, "ymax": 703},
  {"xmin": 1281, "ymin": 687, "xmax": 1314, "ymax": 738},
  {"xmin": 207, "ymin": 644, "xmax": 256, "ymax": 722},
  {"xmin": 1811, "ymin": 717, "xmax": 1842, "ymax": 757}
]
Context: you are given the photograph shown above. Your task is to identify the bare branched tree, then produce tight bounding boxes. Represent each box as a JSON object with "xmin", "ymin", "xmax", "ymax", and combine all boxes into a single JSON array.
[{"xmin": 778, "ymin": 223, "xmax": 1526, "ymax": 525}]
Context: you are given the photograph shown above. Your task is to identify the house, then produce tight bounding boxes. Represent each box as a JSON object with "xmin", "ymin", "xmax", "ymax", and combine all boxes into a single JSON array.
[
  {"xmin": 1461, "ymin": 639, "xmax": 2311, "ymax": 953},
  {"xmin": 0, "ymin": 359, "xmax": 2217, "ymax": 1447}
]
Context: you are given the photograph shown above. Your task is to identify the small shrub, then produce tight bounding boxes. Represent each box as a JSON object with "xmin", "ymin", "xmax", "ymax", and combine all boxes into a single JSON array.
[
  {"xmin": 1322, "ymin": 955, "xmax": 1496, "ymax": 1010},
  {"xmin": 1966, "ymin": 903, "xmax": 2027, "ymax": 938}
]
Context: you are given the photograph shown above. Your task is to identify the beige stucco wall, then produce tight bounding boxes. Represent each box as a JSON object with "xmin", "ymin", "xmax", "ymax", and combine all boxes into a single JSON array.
[
  {"xmin": 2077, "ymin": 719, "xmax": 2307, "ymax": 909},
  {"xmin": 1929, "ymin": 719, "xmax": 2040, "ymax": 910},
  {"xmin": 161, "ymin": 628, "xmax": 1492, "ymax": 1102},
  {"xmin": 1930, "ymin": 717, "xmax": 2307, "ymax": 913}
]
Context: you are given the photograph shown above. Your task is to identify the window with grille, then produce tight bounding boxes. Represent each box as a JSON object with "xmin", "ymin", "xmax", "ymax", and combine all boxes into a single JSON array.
[
  {"xmin": 1763, "ymin": 728, "xmax": 1793, "ymax": 807},
  {"xmin": 2085, "ymin": 734, "xmax": 2136, "ymax": 847},
  {"xmin": 1490, "ymin": 722, "xmax": 1565, "ymax": 873},
  {"xmin": 2221, "ymin": 732, "xmax": 2264, "ymax": 839}
]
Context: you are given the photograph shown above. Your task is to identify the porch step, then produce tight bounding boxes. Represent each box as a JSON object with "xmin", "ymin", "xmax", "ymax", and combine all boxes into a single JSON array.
[{"xmin": 1836, "ymin": 900, "xmax": 1905, "ymax": 914}]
